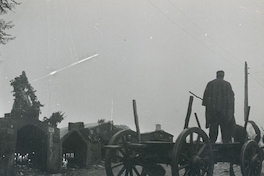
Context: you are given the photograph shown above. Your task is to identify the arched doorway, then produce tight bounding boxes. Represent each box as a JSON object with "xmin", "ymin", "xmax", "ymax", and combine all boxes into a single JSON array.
[
  {"xmin": 62, "ymin": 131, "xmax": 88, "ymax": 168},
  {"xmin": 15, "ymin": 125, "xmax": 47, "ymax": 170}
]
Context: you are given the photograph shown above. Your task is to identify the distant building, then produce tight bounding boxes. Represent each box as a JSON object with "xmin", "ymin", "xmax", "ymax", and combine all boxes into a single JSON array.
[
  {"xmin": 141, "ymin": 130, "xmax": 174, "ymax": 142},
  {"xmin": 141, "ymin": 124, "xmax": 174, "ymax": 142},
  {"xmin": 60, "ymin": 121, "xmax": 130, "ymax": 168}
]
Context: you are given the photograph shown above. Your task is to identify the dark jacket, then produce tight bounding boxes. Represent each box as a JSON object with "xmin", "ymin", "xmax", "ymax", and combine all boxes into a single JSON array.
[{"xmin": 202, "ymin": 78, "xmax": 235, "ymax": 128}]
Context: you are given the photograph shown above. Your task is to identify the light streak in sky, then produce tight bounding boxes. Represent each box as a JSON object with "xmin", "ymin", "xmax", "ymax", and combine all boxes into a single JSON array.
[
  {"xmin": 94, "ymin": 25, "xmax": 103, "ymax": 34},
  {"xmin": 30, "ymin": 53, "xmax": 99, "ymax": 83}
]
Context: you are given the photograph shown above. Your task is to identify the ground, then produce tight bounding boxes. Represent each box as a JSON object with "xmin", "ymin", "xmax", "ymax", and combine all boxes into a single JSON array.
[{"xmin": 15, "ymin": 163, "xmax": 264, "ymax": 176}]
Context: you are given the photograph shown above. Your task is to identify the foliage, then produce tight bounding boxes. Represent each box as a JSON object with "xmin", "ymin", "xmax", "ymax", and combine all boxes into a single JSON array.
[
  {"xmin": 0, "ymin": 19, "xmax": 14, "ymax": 44},
  {"xmin": 43, "ymin": 111, "xmax": 65, "ymax": 127},
  {"xmin": 0, "ymin": 0, "xmax": 19, "ymax": 14},
  {"xmin": 97, "ymin": 119, "xmax": 105, "ymax": 124},
  {"xmin": 0, "ymin": 0, "xmax": 20, "ymax": 45},
  {"xmin": 10, "ymin": 71, "xmax": 44, "ymax": 118}
]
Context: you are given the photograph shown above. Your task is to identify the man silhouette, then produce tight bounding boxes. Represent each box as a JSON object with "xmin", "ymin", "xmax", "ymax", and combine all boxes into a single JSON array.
[{"xmin": 202, "ymin": 70, "xmax": 236, "ymax": 143}]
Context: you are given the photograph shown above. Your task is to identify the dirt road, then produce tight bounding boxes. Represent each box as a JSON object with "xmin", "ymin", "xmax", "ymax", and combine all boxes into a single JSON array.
[{"xmin": 15, "ymin": 163, "xmax": 264, "ymax": 176}]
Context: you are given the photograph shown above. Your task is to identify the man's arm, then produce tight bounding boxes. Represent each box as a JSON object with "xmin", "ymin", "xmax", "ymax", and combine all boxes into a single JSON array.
[{"xmin": 202, "ymin": 83, "xmax": 209, "ymax": 106}]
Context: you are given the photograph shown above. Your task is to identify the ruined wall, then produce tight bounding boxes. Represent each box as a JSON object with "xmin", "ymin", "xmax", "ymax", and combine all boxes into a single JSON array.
[
  {"xmin": 91, "ymin": 141, "xmax": 101, "ymax": 164},
  {"xmin": 0, "ymin": 118, "xmax": 16, "ymax": 176},
  {"xmin": 0, "ymin": 117, "xmax": 61, "ymax": 176},
  {"xmin": 86, "ymin": 142, "xmax": 92, "ymax": 167},
  {"xmin": 61, "ymin": 130, "xmax": 92, "ymax": 168},
  {"xmin": 47, "ymin": 127, "xmax": 61, "ymax": 173}
]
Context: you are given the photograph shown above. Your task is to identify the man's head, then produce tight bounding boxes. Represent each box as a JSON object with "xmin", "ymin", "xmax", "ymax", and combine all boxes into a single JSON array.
[{"xmin": 216, "ymin": 70, "xmax": 225, "ymax": 79}]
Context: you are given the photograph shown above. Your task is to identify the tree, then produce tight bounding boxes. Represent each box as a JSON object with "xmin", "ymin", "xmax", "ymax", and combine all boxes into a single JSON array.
[
  {"xmin": 0, "ymin": 0, "xmax": 20, "ymax": 45},
  {"xmin": 10, "ymin": 71, "xmax": 44, "ymax": 118},
  {"xmin": 43, "ymin": 111, "xmax": 65, "ymax": 127}
]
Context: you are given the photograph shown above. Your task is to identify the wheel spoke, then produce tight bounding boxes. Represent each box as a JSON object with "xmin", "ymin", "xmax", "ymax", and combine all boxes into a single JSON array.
[
  {"xmin": 190, "ymin": 133, "xmax": 197, "ymax": 155},
  {"xmin": 253, "ymin": 146, "xmax": 257, "ymax": 154},
  {"xmin": 117, "ymin": 166, "xmax": 126, "ymax": 176},
  {"xmin": 111, "ymin": 162, "xmax": 124, "ymax": 169},
  {"xmin": 130, "ymin": 168, "xmax": 133, "ymax": 176},
  {"xmin": 197, "ymin": 144, "xmax": 207, "ymax": 156},
  {"xmin": 190, "ymin": 133, "xmax": 194, "ymax": 144},
  {"xmin": 196, "ymin": 135, "xmax": 201, "ymax": 153},
  {"xmin": 132, "ymin": 166, "xmax": 141, "ymax": 176},
  {"xmin": 126, "ymin": 135, "xmax": 132, "ymax": 143},
  {"xmin": 200, "ymin": 169, "xmax": 207, "ymax": 176},
  {"xmin": 248, "ymin": 168, "xmax": 251, "ymax": 176},
  {"xmin": 118, "ymin": 148, "xmax": 126, "ymax": 156},
  {"xmin": 141, "ymin": 168, "xmax": 146, "ymax": 175},
  {"xmin": 184, "ymin": 168, "xmax": 190, "ymax": 176},
  {"xmin": 121, "ymin": 135, "xmax": 126, "ymax": 143},
  {"xmin": 246, "ymin": 165, "xmax": 250, "ymax": 171},
  {"xmin": 178, "ymin": 164, "xmax": 190, "ymax": 170},
  {"xmin": 200, "ymin": 165, "xmax": 210, "ymax": 173},
  {"xmin": 194, "ymin": 168, "xmax": 201, "ymax": 176},
  {"xmin": 125, "ymin": 135, "xmax": 129, "ymax": 142}
]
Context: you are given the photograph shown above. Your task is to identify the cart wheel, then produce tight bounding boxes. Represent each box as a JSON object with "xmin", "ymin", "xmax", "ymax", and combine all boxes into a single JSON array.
[
  {"xmin": 241, "ymin": 140, "xmax": 262, "ymax": 176},
  {"xmin": 171, "ymin": 127, "xmax": 214, "ymax": 176},
  {"xmin": 105, "ymin": 129, "xmax": 146, "ymax": 176}
]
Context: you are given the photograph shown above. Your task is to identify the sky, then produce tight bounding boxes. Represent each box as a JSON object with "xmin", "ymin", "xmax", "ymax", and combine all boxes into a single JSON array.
[{"xmin": 0, "ymin": 0, "xmax": 264, "ymax": 138}]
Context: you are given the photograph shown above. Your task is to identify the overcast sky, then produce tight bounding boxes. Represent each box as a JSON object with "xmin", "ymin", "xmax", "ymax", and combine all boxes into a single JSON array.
[{"xmin": 1, "ymin": 0, "xmax": 264, "ymax": 137}]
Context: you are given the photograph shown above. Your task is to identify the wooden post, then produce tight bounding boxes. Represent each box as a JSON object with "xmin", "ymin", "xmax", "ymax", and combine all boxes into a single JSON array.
[
  {"xmin": 194, "ymin": 113, "xmax": 201, "ymax": 128},
  {"xmin": 133, "ymin": 100, "xmax": 141, "ymax": 142},
  {"xmin": 184, "ymin": 96, "xmax": 194, "ymax": 129},
  {"xmin": 244, "ymin": 106, "xmax": 251, "ymax": 130},
  {"xmin": 244, "ymin": 61, "xmax": 249, "ymax": 122},
  {"xmin": 244, "ymin": 62, "xmax": 250, "ymax": 130}
]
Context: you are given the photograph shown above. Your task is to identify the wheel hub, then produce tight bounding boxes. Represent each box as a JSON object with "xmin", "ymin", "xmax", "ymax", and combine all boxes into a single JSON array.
[
  {"xmin": 191, "ymin": 155, "xmax": 203, "ymax": 166},
  {"xmin": 251, "ymin": 154, "xmax": 260, "ymax": 166}
]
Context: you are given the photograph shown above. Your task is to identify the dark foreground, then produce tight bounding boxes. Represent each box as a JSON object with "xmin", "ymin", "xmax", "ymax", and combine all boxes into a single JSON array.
[{"xmin": 15, "ymin": 163, "xmax": 264, "ymax": 176}]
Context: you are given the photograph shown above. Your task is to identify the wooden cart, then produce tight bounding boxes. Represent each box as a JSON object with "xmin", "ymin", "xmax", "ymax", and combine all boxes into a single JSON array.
[{"xmin": 104, "ymin": 99, "xmax": 263, "ymax": 176}]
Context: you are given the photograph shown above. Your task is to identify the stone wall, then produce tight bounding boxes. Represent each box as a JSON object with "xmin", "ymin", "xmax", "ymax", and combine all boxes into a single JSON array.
[
  {"xmin": 0, "ymin": 117, "xmax": 61, "ymax": 176},
  {"xmin": 91, "ymin": 141, "xmax": 101, "ymax": 164},
  {"xmin": 0, "ymin": 118, "xmax": 16, "ymax": 176},
  {"xmin": 47, "ymin": 127, "xmax": 61, "ymax": 173}
]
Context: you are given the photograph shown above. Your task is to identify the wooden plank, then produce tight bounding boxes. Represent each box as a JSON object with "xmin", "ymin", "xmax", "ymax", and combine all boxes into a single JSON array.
[
  {"xmin": 194, "ymin": 113, "xmax": 201, "ymax": 128},
  {"xmin": 133, "ymin": 100, "xmax": 141, "ymax": 142},
  {"xmin": 244, "ymin": 62, "xmax": 249, "ymax": 122},
  {"xmin": 212, "ymin": 142, "xmax": 242, "ymax": 164},
  {"xmin": 103, "ymin": 145, "xmax": 123, "ymax": 149},
  {"xmin": 184, "ymin": 96, "xmax": 194, "ymax": 129}
]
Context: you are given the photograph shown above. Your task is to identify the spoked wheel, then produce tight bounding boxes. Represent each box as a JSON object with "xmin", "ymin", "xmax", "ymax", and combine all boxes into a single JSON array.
[
  {"xmin": 241, "ymin": 140, "xmax": 262, "ymax": 176},
  {"xmin": 171, "ymin": 127, "xmax": 214, "ymax": 176},
  {"xmin": 105, "ymin": 129, "xmax": 146, "ymax": 176}
]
